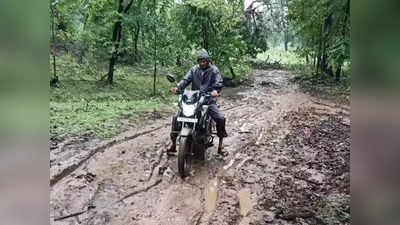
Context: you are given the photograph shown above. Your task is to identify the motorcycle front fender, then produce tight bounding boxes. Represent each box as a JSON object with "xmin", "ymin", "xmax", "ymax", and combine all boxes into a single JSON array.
[{"xmin": 179, "ymin": 127, "xmax": 192, "ymax": 137}]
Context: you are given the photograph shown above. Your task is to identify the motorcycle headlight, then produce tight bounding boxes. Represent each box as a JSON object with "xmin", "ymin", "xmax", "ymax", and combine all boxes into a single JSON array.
[{"xmin": 182, "ymin": 103, "xmax": 196, "ymax": 117}]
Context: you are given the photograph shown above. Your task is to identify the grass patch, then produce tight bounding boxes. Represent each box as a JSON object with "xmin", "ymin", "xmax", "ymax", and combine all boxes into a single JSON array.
[
  {"xmin": 251, "ymin": 47, "xmax": 306, "ymax": 70},
  {"xmin": 50, "ymin": 54, "xmax": 177, "ymax": 138},
  {"xmin": 257, "ymin": 47, "xmax": 306, "ymax": 65}
]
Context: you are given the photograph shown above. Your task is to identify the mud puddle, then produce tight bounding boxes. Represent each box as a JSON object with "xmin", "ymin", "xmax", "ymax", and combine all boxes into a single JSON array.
[
  {"xmin": 238, "ymin": 188, "xmax": 253, "ymax": 216},
  {"xmin": 204, "ymin": 179, "xmax": 218, "ymax": 212}
]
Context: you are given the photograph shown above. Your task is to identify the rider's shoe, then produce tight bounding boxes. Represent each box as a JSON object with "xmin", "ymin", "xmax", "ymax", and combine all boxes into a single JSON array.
[{"xmin": 217, "ymin": 138, "xmax": 228, "ymax": 157}]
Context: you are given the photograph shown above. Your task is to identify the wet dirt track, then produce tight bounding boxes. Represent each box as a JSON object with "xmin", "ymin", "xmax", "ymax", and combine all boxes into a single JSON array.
[{"xmin": 50, "ymin": 69, "xmax": 350, "ymax": 225}]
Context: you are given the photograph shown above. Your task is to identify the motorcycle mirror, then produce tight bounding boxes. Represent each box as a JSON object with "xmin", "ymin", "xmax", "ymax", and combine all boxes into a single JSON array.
[{"xmin": 166, "ymin": 74, "xmax": 176, "ymax": 83}]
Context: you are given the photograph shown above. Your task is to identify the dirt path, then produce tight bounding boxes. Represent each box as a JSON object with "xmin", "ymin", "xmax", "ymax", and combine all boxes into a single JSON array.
[{"xmin": 50, "ymin": 69, "xmax": 350, "ymax": 225}]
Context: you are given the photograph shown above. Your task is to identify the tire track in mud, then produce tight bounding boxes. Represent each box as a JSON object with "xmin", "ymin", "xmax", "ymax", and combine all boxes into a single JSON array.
[
  {"xmin": 50, "ymin": 103, "xmax": 247, "ymax": 188},
  {"xmin": 50, "ymin": 125, "xmax": 167, "ymax": 186},
  {"xmin": 50, "ymin": 95, "xmax": 259, "ymax": 224},
  {"xmin": 50, "ymin": 69, "xmax": 350, "ymax": 225}
]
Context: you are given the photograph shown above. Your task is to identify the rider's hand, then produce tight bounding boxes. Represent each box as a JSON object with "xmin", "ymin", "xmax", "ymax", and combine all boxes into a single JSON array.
[
  {"xmin": 171, "ymin": 87, "xmax": 178, "ymax": 94},
  {"xmin": 211, "ymin": 90, "xmax": 219, "ymax": 97}
]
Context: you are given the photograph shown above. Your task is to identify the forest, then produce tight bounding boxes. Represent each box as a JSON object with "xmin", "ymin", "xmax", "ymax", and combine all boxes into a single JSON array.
[{"xmin": 50, "ymin": 0, "xmax": 350, "ymax": 138}]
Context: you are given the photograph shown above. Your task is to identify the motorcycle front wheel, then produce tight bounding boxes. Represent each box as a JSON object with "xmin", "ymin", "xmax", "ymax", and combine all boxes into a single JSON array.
[{"xmin": 178, "ymin": 136, "xmax": 192, "ymax": 178}]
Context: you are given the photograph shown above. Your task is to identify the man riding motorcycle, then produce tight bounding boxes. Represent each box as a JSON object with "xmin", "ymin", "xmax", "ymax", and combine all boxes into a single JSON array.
[{"xmin": 168, "ymin": 49, "xmax": 228, "ymax": 156}]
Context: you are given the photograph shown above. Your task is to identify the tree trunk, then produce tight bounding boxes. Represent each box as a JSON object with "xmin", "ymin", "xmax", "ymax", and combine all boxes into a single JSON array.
[
  {"xmin": 251, "ymin": 13, "xmax": 257, "ymax": 38},
  {"xmin": 153, "ymin": 0, "xmax": 157, "ymax": 96},
  {"xmin": 78, "ymin": 12, "xmax": 90, "ymax": 64},
  {"xmin": 133, "ymin": 0, "xmax": 144, "ymax": 62},
  {"xmin": 313, "ymin": 56, "xmax": 316, "ymax": 68},
  {"xmin": 320, "ymin": 5, "xmax": 333, "ymax": 75},
  {"xmin": 317, "ymin": 10, "xmax": 333, "ymax": 76},
  {"xmin": 50, "ymin": 0, "xmax": 58, "ymax": 87},
  {"xmin": 335, "ymin": 65, "xmax": 342, "ymax": 82},
  {"xmin": 133, "ymin": 23, "xmax": 140, "ymax": 62},
  {"xmin": 229, "ymin": 66, "xmax": 236, "ymax": 80},
  {"xmin": 107, "ymin": 21, "xmax": 122, "ymax": 84},
  {"xmin": 343, "ymin": 0, "xmax": 350, "ymax": 35},
  {"xmin": 203, "ymin": 22, "xmax": 209, "ymax": 51},
  {"xmin": 326, "ymin": 66, "xmax": 334, "ymax": 77},
  {"xmin": 312, "ymin": 50, "xmax": 316, "ymax": 67},
  {"xmin": 333, "ymin": 0, "xmax": 349, "ymax": 84},
  {"xmin": 320, "ymin": 50, "xmax": 328, "ymax": 74},
  {"xmin": 107, "ymin": 0, "xmax": 134, "ymax": 84},
  {"xmin": 153, "ymin": 40, "xmax": 157, "ymax": 96},
  {"xmin": 316, "ymin": 38, "xmax": 322, "ymax": 75},
  {"xmin": 284, "ymin": 31, "xmax": 289, "ymax": 51},
  {"xmin": 284, "ymin": 40, "xmax": 288, "ymax": 51}
]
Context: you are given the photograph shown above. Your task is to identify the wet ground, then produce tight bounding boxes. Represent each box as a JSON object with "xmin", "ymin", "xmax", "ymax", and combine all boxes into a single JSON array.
[{"xmin": 50, "ymin": 69, "xmax": 350, "ymax": 225}]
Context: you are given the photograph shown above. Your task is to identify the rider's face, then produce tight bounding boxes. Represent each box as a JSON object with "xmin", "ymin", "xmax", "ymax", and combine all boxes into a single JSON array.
[{"xmin": 199, "ymin": 59, "xmax": 209, "ymax": 69}]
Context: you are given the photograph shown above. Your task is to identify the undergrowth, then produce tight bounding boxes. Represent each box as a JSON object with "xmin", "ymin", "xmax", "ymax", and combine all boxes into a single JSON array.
[{"xmin": 50, "ymin": 54, "xmax": 176, "ymax": 138}]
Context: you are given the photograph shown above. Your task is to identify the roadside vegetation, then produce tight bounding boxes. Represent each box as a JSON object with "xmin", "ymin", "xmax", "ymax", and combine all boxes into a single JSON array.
[
  {"xmin": 50, "ymin": 0, "xmax": 350, "ymax": 138},
  {"xmin": 50, "ymin": 54, "xmax": 177, "ymax": 138}
]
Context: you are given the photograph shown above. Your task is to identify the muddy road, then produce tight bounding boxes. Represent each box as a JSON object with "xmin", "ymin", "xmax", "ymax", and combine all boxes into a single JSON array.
[{"xmin": 50, "ymin": 69, "xmax": 350, "ymax": 225}]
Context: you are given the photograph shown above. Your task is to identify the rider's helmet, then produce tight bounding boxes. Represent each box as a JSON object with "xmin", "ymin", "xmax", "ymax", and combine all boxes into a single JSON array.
[{"xmin": 197, "ymin": 49, "xmax": 211, "ymax": 63}]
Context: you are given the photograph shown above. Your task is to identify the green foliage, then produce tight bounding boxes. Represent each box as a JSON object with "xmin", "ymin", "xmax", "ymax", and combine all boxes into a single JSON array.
[
  {"xmin": 50, "ymin": 0, "xmax": 351, "ymax": 138},
  {"xmin": 287, "ymin": 0, "xmax": 350, "ymax": 76},
  {"xmin": 172, "ymin": 0, "xmax": 252, "ymax": 81},
  {"xmin": 50, "ymin": 54, "xmax": 176, "ymax": 138},
  {"xmin": 231, "ymin": 61, "xmax": 252, "ymax": 81},
  {"xmin": 52, "ymin": 0, "xmax": 258, "ymax": 82}
]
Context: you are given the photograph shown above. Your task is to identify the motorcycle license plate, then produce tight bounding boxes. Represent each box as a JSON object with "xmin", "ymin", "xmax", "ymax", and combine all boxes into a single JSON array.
[{"xmin": 177, "ymin": 117, "xmax": 198, "ymax": 123}]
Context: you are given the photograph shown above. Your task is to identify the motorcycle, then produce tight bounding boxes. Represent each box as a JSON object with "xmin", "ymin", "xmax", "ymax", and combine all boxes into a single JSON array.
[{"xmin": 167, "ymin": 74, "xmax": 216, "ymax": 178}]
